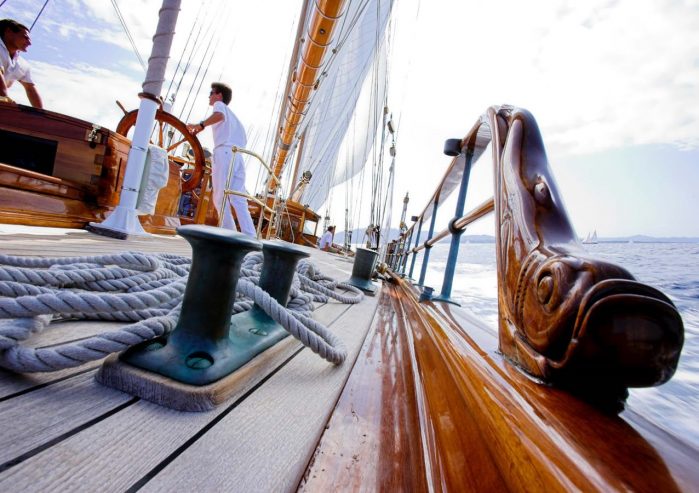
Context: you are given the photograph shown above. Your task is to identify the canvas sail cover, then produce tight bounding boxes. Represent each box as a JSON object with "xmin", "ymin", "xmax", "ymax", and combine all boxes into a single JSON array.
[{"xmin": 293, "ymin": 0, "xmax": 394, "ymax": 211}]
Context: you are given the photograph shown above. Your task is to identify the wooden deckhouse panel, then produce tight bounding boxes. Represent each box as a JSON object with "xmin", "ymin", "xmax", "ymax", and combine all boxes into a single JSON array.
[{"xmin": 0, "ymin": 103, "xmax": 129, "ymax": 200}]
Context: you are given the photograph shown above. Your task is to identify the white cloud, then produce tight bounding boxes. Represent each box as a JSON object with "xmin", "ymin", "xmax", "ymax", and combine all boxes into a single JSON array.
[
  {"xmin": 389, "ymin": 0, "xmax": 699, "ymax": 159},
  {"xmin": 355, "ymin": 0, "xmax": 699, "ymax": 238},
  {"xmin": 27, "ymin": 60, "xmax": 144, "ymax": 128}
]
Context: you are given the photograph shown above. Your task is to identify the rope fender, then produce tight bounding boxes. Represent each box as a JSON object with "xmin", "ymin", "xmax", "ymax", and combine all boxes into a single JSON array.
[{"xmin": 0, "ymin": 251, "xmax": 363, "ymax": 372}]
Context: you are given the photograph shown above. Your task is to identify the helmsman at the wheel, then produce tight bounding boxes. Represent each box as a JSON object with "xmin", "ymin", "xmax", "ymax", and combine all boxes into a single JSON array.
[{"xmin": 187, "ymin": 82, "xmax": 255, "ymax": 236}]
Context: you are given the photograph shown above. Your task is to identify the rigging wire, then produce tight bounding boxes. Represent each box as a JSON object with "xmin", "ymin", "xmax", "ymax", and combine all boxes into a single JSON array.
[
  {"xmin": 260, "ymin": 18, "xmax": 298, "ymax": 193},
  {"xmin": 295, "ymin": 0, "xmax": 373, "ymax": 127},
  {"xmin": 110, "ymin": 0, "xmax": 147, "ymax": 72},
  {"xmin": 187, "ymin": 0, "xmax": 238, "ymax": 124},
  {"xmin": 252, "ymin": 12, "xmax": 309, "ymax": 196},
  {"xmin": 168, "ymin": 6, "xmax": 212, "ymax": 108},
  {"xmin": 174, "ymin": 0, "xmax": 223, "ymax": 121},
  {"xmin": 29, "ymin": 0, "xmax": 50, "ymax": 31},
  {"xmin": 189, "ymin": 0, "xmax": 235, "ymax": 120},
  {"xmin": 345, "ymin": 126, "xmax": 359, "ymax": 244},
  {"xmin": 284, "ymin": 0, "xmax": 373, "ymax": 161},
  {"xmin": 163, "ymin": 0, "xmax": 208, "ymax": 105},
  {"xmin": 378, "ymin": 12, "xmax": 398, "ymax": 239},
  {"xmin": 281, "ymin": 0, "xmax": 394, "ymax": 231},
  {"xmin": 182, "ymin": 15, "xmax": 226, "ymax": 124},
  {"xmin": 307, "ymin": 0, "xmax": 391, "ymax": 212},
  {"xmin": 368, "ymin": 1, "xmax": 385, "ymax": 233}
]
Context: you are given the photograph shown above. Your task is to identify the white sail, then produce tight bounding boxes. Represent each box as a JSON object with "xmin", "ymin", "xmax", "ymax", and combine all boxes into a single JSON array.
[
  {"xmin": 583, "ymin": 230, "xmax": 598, "ymax": 244},
  {"xmin": 293, "ymin": 0, "xmax": 394, "ymax": 211}
]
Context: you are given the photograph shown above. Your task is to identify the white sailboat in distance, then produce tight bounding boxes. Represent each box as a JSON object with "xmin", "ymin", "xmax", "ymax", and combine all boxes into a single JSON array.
[{"xmin": 583, "ymin": 230, "xmax": 599, "ymax": 244}]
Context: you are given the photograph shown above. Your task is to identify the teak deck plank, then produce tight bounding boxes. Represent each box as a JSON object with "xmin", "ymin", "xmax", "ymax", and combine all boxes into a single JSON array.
[
  {"xmin": 0, "ymin": 300, "xmax": 367, "ymax": 491},
  {"xmin": 0, "ymin": 370, "xmax": 132, "ymax": 465},
  {"xmin": 140, "ymin": 293, "xmax": 379, "ymax": 493},
  {"xmin": 0, "ymin": 362, "xmax": 99, "ymax": 398}
]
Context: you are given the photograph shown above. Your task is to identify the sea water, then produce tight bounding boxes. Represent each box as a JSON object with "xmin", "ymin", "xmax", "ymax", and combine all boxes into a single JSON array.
[{"xmin": 408, "ymin": 241, "xmax": 699, "ymax": 447}]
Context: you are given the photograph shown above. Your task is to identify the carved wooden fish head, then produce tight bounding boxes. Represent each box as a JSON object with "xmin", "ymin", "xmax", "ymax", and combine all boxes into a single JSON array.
[
  {"xmin": 496, "ymin": 106, "xmax": 684, "ymax": 398},
  {"xmin": 518, "ymin": 250, "xmax": 635, "ymax": 360}
]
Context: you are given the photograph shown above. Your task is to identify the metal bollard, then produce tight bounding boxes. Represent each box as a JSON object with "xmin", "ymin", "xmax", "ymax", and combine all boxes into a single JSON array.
[
  {"xmin": 228, "ymin": 240, "xmax": 309, "ymax": 360},
  {"xmin": 120, "ymin": 224, "xmax": 261, "ymax": 386},
  {"xmin": 347, "ymin": 247, "xmax": 378, "ymax": 295}
]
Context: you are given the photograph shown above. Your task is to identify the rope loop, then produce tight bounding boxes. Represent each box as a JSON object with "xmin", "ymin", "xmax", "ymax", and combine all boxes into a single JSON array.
[{"xmin": 0, "ymin": 249, "xmax": 363, "ymax": 372}]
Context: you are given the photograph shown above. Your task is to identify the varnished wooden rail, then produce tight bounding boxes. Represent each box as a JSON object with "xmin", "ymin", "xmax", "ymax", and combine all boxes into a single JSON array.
[
  {"xmin": 376, "ymin": 273, "xmax": 698, "ymax": 491},
  {"xmin": 385, "ymin": 105, "xmax": 684, "ymax": 413},
  {"xmin": 410, "ymin": 197, "xmax": 494, "ymax": 254}
]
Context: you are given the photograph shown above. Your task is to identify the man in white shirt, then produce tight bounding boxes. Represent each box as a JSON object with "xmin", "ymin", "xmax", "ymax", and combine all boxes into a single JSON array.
[
  {"xmin": 187, "ymin": 82, "xmax": 255, "ymax": 236},
  {"xmin": 0, "ymin": 19, "xmax": 43, "ymax": 108},
  {"xmin": 319, "ymin": 225, "xmax": 339, "ymax": 253}
]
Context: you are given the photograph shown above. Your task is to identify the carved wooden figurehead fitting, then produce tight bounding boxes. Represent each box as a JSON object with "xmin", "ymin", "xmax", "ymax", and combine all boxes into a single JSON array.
[{"xmin": 492, "ymin": 107, "xmax": 684, "ymax": 410}]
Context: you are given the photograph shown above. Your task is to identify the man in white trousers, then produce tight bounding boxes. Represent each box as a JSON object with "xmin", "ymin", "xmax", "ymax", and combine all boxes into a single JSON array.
[{"xmin": 187, "ymin": 82, "xmax": 256, "ymax": 236}]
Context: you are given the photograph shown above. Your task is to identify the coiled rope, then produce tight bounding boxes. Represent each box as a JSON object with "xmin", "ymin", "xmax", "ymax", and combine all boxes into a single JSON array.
[{"xmin": 0, "ymin": 251, "xmax": 363, "ymax": 373}]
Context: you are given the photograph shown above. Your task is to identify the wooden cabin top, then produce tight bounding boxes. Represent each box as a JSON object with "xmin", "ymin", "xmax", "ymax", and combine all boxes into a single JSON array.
[{"xmin": 0, "ymin": 225, "xmax": 697, "ymax": 492}]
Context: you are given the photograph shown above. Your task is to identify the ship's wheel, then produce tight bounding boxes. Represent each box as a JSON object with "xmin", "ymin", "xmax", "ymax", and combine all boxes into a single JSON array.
[{"xmin": 115, "ymin": 109, "xmax": 206, "ymax": 193}]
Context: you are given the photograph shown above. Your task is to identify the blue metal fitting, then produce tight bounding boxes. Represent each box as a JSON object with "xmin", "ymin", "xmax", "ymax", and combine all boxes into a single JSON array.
[
  {"xmin": 348, "ymin": 247, "xmax": 378, "ymax": 295},
  {"xmin": 448, "ymin": 217, "xmax": 463, "ymax": 235},
  {"xmin": 227, "ymin": 240, "xmax": 310, "ymax": 362},
  {"xmin": 444, "ymin": 138, "xmax": 462, "ymax": 157},
  {"xmin": 419, "ymin": 286, "xmax": 434, "ymax": 302},
  {"xmin": 120, "ymin": 225, "xmax": 262, "ymax": 386}
]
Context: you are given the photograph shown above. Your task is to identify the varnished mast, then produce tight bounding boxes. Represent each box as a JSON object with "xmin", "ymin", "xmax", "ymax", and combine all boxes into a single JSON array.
[{"xmin": 267, "ymin": 0, "xmax": 348, "ymax": 193}]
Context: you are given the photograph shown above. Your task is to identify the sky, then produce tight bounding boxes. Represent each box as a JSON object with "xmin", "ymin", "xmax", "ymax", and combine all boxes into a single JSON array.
[{"xmin": 2, "ymin": 0, "xmax": 698, "ymax": 238}]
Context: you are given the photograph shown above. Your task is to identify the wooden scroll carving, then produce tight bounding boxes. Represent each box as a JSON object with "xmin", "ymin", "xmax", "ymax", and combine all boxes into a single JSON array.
[{"xmin": 493, "ymin": 107, "xmax": 684, "ymax": 408}]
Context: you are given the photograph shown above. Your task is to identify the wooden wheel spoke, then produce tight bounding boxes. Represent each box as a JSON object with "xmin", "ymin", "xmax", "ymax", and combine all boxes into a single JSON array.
[
  {"xmin": 116, "ymin": 108, "xmax": 205, "ymax": 193},
  {"xmin": 167, "ymin": 136, "xmax": 188, "ymax": 153},
  {"xmin": 158, "ymin": 121, "xmax": 164, "ymax": 147}
]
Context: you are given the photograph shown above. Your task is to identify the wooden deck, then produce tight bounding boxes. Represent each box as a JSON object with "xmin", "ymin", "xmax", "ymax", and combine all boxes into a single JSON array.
[
  {"xmin": 0, "ymin": 225, "xmax": 380, "ymax": 492},
  {"xmin": 3, "ymin": 225, "xmax": 698, "ymax": 492}
]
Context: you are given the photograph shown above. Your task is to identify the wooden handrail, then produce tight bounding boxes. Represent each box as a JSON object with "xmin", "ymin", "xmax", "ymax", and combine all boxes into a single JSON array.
[
  {"xmin": 391, "ymin": 105, "xmax": 684, "ymax": 411},
  {"xmin": 410, "ymin": 197, "xmax": 494, "ymax": 253}
]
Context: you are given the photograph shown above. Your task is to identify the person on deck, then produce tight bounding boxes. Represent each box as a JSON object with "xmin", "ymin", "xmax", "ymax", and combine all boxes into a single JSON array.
[
  {"xmin": 319, "ymin": 225, "xmax": 340, "ymax": 253},
  {"xmin": 0, "ymin": 19, "xmax": 43, "ymax": 108},
  {"xmin": 186, "ymin": 82, "xmax": 255, "ymax": 236}
]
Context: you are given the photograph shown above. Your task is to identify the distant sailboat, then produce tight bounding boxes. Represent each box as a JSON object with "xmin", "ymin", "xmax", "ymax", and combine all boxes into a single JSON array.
[{"xmin": 583, "ymin": 230, "xmax": 599, "ymax": 244}]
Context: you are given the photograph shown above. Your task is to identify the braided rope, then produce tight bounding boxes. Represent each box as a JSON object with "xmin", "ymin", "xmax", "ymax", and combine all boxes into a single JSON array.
[
  {"xmin": 0, "ymin": 250, "xmax": 362, "ymax": 372},
  {"xmin": 296, "ymin": 259, "xmax": 364, "ymax": 304}
]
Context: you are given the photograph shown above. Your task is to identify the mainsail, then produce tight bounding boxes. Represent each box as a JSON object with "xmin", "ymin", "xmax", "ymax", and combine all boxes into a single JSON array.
[{"xmin": 275, "ymin": 0, "xmax": 395, "ymax": 212}]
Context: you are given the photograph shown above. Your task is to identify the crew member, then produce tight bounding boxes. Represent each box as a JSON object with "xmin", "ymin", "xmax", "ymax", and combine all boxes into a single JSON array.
[
  {"xmin": 0, "ymin": 19, "xmax": 42, "ymax": 108},
  {"xmin": 187, "ymin": 82, "xmax": 255, "ymax": 235},
  {"xmin": 320, "ymin": 225, "xmax": 340, "ymax": 253}
]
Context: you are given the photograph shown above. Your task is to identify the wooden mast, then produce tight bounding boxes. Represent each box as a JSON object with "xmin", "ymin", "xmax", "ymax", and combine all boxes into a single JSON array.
[{"xmin": 267, "ymin": 0, "xmax": 347, "ymax": 193}]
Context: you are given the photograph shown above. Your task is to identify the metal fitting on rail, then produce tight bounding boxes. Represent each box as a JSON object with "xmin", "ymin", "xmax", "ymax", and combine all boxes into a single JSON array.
[
  {"xmin": 443, "ymin": 138, "xmax": 462, "ymax": 157},
  {"xmin": 448, "ymin": 217, "xmax": 464, "ymax": 235},
  {"xmin": 419, "ymin": 286, "xmax": 434, "ymax": 302}
]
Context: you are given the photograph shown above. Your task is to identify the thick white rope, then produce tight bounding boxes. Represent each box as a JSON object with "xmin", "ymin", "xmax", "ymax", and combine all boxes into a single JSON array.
[{"xmin": 0, "ymin": 251, "xmax": 363, "ymax": 372}]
